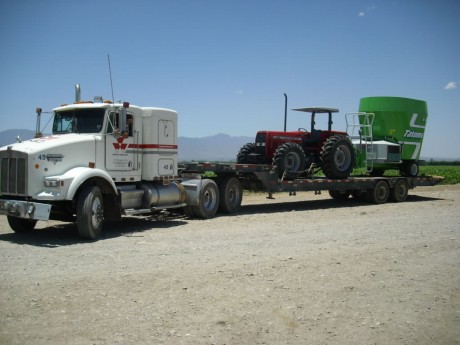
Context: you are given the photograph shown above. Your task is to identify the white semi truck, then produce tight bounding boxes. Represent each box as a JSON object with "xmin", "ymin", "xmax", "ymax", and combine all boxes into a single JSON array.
[{"xmin": 0, "ymin": 86, "xmax": 442, "ymax": 239}]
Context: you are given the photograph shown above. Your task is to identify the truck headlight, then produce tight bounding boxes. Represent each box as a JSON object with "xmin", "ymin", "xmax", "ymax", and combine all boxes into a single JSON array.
[{"xmin": 44, "ymin": 178, "xmax": 60, "ymax": 187}]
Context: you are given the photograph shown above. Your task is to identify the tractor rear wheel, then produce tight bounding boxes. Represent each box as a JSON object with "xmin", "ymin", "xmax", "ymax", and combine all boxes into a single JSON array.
[
  {"xmin": 237, "ymin": 143, "xmax": 256, "ymax": 164},
  {"xmin": 320, "ymin": 135, "xmax": 355, "ymax": 179},
  {"xmin": 272, "ymin": 142, "xmax": 306, "ymax": 177}
]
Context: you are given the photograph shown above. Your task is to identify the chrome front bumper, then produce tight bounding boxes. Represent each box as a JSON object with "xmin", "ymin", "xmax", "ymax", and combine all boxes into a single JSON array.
[{"xmin": 0, "ymin": 199, "xmax": 51, "ymax": 221}]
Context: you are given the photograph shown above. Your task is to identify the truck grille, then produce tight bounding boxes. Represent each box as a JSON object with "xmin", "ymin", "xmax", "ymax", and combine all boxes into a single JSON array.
[{"xmin": 0, "ymin": 150, "xmax": 27, "ymax": 196}]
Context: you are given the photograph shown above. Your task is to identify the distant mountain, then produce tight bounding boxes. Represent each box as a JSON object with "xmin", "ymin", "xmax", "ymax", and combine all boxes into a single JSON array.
[
  {"xmin": 0, "ymin": 130, "xmax": 252, "ymax": 162},
  {"xmin": 178, "ymin": 133, "xmax": 252, "ymax": 161},
  {"xmin": 0, "ymin": 129, "xmax": 37, "ymax": 147}
]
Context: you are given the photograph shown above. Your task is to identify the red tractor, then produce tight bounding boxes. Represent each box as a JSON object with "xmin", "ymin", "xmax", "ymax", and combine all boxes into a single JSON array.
[{"xmin": 237, "ymin": 107, "xmax": 355, "ymax": 179}]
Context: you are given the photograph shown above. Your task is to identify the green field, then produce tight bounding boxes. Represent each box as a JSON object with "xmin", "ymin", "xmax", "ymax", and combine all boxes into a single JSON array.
[
  {"xmin": 200, "ymin": 164, "xmax": 460, "ymax": 185},
  {"xmin": 351, "ymin": 165, "xmax": 460, "ymax": 185}
]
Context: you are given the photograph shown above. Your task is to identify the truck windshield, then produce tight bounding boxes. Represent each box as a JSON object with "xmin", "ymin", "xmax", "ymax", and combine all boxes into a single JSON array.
[{"xmin": 52, "ymin": 108, "xmax": 105, "ymax": 134}]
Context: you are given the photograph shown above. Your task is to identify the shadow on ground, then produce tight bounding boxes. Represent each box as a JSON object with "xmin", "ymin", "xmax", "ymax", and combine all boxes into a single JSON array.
[{"xmin": 0, "ymin": 194, "xmax": 442, "ymax": 247}]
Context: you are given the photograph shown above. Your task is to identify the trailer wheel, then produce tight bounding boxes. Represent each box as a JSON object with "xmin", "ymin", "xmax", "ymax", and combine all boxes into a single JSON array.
[
  {"xmin": 321, "ymin": 135, "xmax": 355, "ymax": 179},
  {"xmin": 329, "ymin": 190, "xmax": 352, "ymax": 200},
  {"xmin": 77, "ymin": 185, "xmax": 104, "ymax": 240},
  {"xmin": 352, "ymin": 190, "xmax": 368, "ymax": 201},
  {"xmin": 390, "ymin": 179, "xmax": 409, "ymax": 202},
  {"xmin": 367, "ymin": 180, "xmax": 389, "ymax": 204},
  {"xmin": 7, "ymin": 216, "xmax": 37, "ymax": 233},
  {"xmin": 237, "ymin": 143, "xmax": 256, "ymax": 164},
  {"xmin": 218, "ymin": 177, "xmax": 243, "ymax": 213},
  {"xmin": 273, "ymin": 142, "xmax": 306, "ymax": 176},
  {"xmin": 192, "ymin": 180, "xmax": 219, "ymax": 219}
]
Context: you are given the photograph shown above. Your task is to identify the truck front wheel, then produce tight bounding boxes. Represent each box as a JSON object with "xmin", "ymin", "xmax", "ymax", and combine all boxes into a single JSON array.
[
  {"xmin": 77, "ymin": 186, "xmax": 104, "ymax": 240},
  {"xmin": 7, "ymin": 216, "xmax": 37, "ymax": 233}
]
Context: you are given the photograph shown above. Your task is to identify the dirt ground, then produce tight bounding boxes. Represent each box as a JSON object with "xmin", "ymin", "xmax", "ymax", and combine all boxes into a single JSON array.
[{"xmin": 0, "ymin": 184, "xmax": 459, "ymax": 345}]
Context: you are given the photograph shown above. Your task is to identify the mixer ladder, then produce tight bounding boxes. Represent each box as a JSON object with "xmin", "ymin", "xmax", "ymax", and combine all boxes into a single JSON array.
[{"xmin": 346, "ymin": 112, "xmax": 375, "ymax": 172}]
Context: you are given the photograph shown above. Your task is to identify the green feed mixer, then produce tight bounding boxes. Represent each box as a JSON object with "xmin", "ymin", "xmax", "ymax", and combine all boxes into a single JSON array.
[{"xmin": 346, "ymin": 96, "xmax": 427, "ymax": 177}]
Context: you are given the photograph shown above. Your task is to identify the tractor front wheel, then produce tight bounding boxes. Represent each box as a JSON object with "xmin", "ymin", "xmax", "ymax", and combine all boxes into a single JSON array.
[
  {"xmin": 237, "ymin": 143, "xmax": 256, "ymax": 164},
  {"xmin": 272, "ymin": 142, "xmax": 307, "ymax": 177},
  {"xmin": 320, "ymin": 135, "xmax": 355, "ymax": 179}
]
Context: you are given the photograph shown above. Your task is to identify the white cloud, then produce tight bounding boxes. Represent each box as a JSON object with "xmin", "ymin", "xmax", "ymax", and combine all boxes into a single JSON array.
[
  {"xmin": 359, "ymin": 4, "xmax": 376, "ymax": 17},
  {"xmin": 444, "ymin": 81, "xmax": 458, "ymax": 90}
]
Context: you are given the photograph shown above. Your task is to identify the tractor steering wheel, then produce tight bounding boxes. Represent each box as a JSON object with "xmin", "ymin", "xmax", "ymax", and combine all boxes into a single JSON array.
[{"xmin": 298, "ymin": 128, "xmax": 308, "ymax": 132}]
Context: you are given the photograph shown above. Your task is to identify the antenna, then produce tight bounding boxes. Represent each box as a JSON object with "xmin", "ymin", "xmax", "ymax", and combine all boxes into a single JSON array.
[{"xmin": 108, "ymin": 54, "xmax": 115, "ymax": 103}]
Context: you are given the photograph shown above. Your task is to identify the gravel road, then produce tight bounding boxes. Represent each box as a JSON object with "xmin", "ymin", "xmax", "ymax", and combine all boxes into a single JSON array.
[{"xmin": 1, "ymin": 184, "xmax": 459, "ymax": 345}]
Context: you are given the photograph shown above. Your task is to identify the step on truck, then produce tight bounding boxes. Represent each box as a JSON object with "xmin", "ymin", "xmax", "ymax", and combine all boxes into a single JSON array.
[{"xmin": 0, "ymin": 86, "xmax": 443, "ymax": 239}]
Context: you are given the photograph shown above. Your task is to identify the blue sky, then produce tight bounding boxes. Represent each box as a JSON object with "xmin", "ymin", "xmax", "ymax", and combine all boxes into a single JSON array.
[{"xmin": 1, "ymin": 0, "xmax": 459, "ymax": 158}]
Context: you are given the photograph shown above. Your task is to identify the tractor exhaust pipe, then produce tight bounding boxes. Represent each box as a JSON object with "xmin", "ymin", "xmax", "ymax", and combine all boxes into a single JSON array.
[
  {"xmin": 284, "ymin": 93, "xmax": 288, "ymax": 131},
  {"xmin": 75, "ymin": 83, "xmax": 81, "ymax": 102}
]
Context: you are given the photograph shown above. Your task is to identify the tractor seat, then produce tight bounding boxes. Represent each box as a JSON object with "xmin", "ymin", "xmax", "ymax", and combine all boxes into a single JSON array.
[{"xmin": 303, "ymin": 129, "xmax": 322, "ymax": 146}]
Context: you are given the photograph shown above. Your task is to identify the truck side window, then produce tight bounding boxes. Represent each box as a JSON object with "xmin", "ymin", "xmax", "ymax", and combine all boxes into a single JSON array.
[
  {"xmin": 127, "ymin": 115, "xmax": 133, "ymax": 136},
  {"xmin": 107, "ymin": 112, "xmax": 119, "ymax": 133}
]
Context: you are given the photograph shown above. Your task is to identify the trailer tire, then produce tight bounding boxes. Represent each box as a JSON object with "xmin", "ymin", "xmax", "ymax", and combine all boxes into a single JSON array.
[
  {"xmin": 77, "ymin": 185, "xmax": 104, "ymax": 240},
  {"xmin": 273, "ymin": 142, "xmax": 306, "ymax": 177},
  {"xmin": 352, "ymin": 190, "xmax": 368, "ymax": 201},
  {"xmin": 390, "ymin": 179, "xmax": 409, "ymax": 202},
  {"xmin": 237, "ymin": 143, "xmax": 256, "ymax": 164},
  {"xmin": 218, "ymin": 177, "xmax": 243, "ymax": 213},
  {"xmin": 192, "ymin": 180, "xmax": 219, "ymax": 219},
  {"xmin": 367, "ymin": 180, "xmax": 389, "ymax": 204},
  {"xmin": 321, "ymin": 135, "xmax": 355, "ymax": 179},
  {"xmin": 329, "ymin": 190, "xmax": 352, "ymax": 200},
  {"xmin": 7, "ymin": 216, "xmax": 37, "ymax": 233}
]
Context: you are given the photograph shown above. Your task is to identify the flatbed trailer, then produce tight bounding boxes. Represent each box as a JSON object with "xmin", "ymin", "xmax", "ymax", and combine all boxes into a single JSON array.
[{"xmin": 179, "ymin": 162, "xmax": 444, "ymax": 214}]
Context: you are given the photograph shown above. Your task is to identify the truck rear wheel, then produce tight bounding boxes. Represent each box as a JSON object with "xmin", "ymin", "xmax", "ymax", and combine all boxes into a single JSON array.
[
  {"xmin": 77, "ymin": 186, "xmax": 104, "ymax": 240},
  {"xmin": 367, "ymin": 180, "xmax": 389, "ymax": 204},
  {"xmin": 390, "ymin": 179, "xmax": 409, "ymax": 202},
  {"xmin": 321, "ymin": 135, "xmax": 355, "ymax": 179},
  {"xmin": 218, "ymin": 177, "xmax": 243, "ymax": 213},
  {"xmin": 192, "ymin": 179, "xmax": 219, "ymax": 219},
  {"xmin": 273, "ymin": 142, "xmax": 306, "ymax": 177},
  {"xmin": 7, "ymin": 216, "xmax": 37, "ymax": 233}
]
